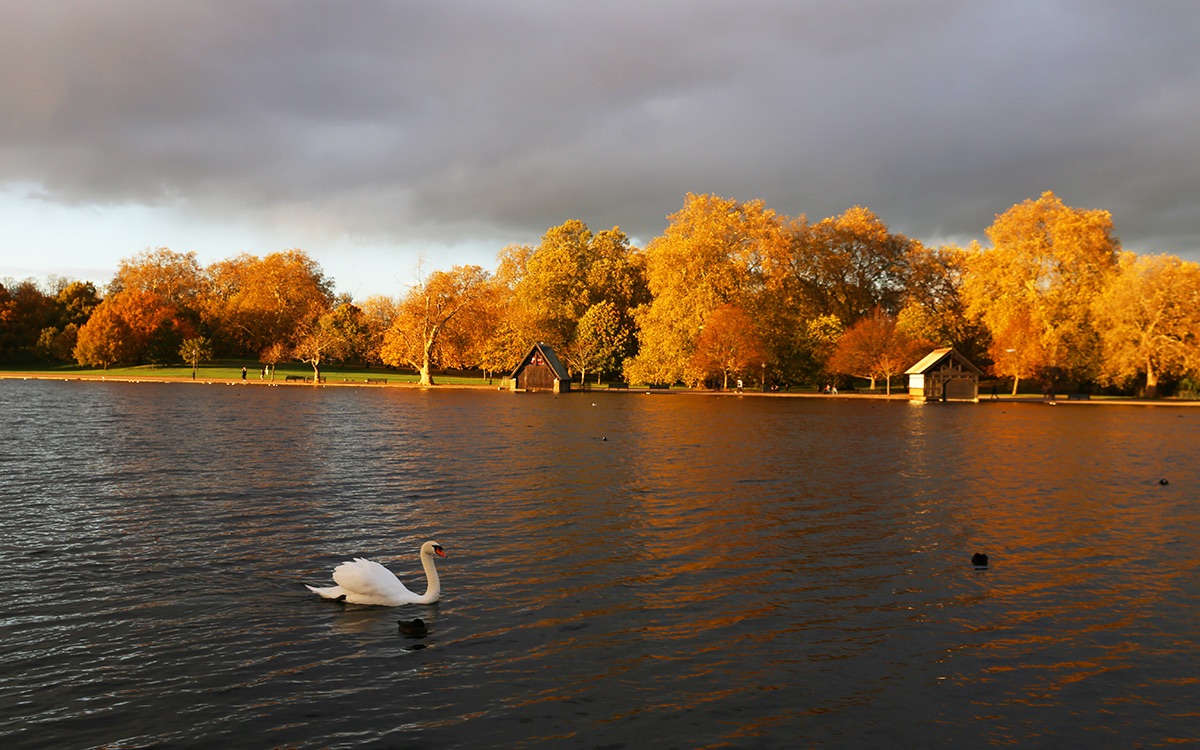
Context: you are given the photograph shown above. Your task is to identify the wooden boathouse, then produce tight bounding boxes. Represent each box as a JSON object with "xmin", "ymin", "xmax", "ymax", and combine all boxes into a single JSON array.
[
  {"xmin": 905, "ymin": 348, "xmax": 983, "ymax": 402},
  {"xmin": 509, "ymin": 342, "xmax": 571, "ymax": 393}
]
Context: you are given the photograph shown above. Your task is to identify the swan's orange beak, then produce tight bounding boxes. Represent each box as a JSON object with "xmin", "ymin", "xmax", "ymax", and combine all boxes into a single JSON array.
[{"xmin": 433, "ymin": 546, "xmax": 447, "ymax": 558}]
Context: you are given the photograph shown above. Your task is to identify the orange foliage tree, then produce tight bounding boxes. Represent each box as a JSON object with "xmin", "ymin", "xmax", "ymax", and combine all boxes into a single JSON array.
[
  {"xmin": 688, "ymin": 303, "xmax": 767, "ymax": 389},
  {"xmin": 827, "ymin": 307, "xmax": 928, "ymax": 394}
]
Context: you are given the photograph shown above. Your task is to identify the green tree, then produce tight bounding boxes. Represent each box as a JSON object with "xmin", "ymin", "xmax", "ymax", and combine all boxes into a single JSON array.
[
  {"xmin": 567, "ymin": 300, "xmax": 630, "ymax": 385},
  {"xmin": 179, "ymin": 336, "xmax": 214, "ymax": 380},
  {"xmin": 324, "ymin": 303, "xmax": 370, "ymax": 364},
  {"xmin": 36, "ymin": 324, "xmax": 79, "ymax": 362},
  {"xmin": 55, "ymin": 280, "xmax": 101, "ymax": 328}
]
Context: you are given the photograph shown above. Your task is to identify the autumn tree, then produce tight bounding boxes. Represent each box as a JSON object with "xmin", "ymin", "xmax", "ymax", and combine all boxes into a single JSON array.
[
  {"xmin": 626, "ymin": 194, "xmax": 784, "ymax": 385},
  {"xmin": 506, "ymin": 221, "xmax": 647, "ymax": 373},
  {"xmin": 1092, "ymin": 252, "xmax": 1200, "ymax": 396},
  {"xmin": 770, "ymin": 206, "xmax": 916, "ymax": 326},
  {"xmin": 358, "ymin": 295, "xmax": 401, "ymax": 366},
  {"xmin": 896, "ymin": 244, "xmax": 988, "ymax": 362},
  {"xmin": 259, "ymin": 341, "xmax": 288, "ymax": 380},
  {"xmin": 202, "ymin": 250, "xmax": 335, "ymax": 357},
  {"xmin": 322, "ymin": 303, "xmax": 370, "ymax": 364},
  {"xmin": 985, "ymin": 308, "xmax": 1047, "ymax": 395},
  {"xmin": 72, "ymin": 301, "xmax": 132, "ymax": 369},
  {"xmin": 434, "ymin": 275, "xmax": 506, "ymax": 374},
  {"xmin": 111, "ymin": 248, "xmax": 204, "ymax": 307},
  {"xmin": 380, "ymin": 265, "xmax": 490, "ymax": 385},
  {"xmin": 0, "ymin": 279, "xmax": 57, "ymax": 363},
  {"xmin": 688, "ymin": 303, "xmax": 767, "ymax": 389},
  {"xmin": 962, "ymin": 191, "xmax": 1120, "ymax": 390},
  {"xmin": 292, "ymin": 312, "xmax": 348, "ymax": 383},
  {"xmin": 73, "ymin": 290, "xmax": 195, "ymax": 367},
  {"xmin": 827, "ymin": 307, "xmax": 928, "ymax": 394}
]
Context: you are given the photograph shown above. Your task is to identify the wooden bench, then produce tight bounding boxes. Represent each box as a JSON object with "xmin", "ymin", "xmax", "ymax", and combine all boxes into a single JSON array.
[
  {"xmin": 607, "ymin": 382, "xmax": 628, "ymax": 390},
  {"xmin": 366, "ymin": 378, "xmax": 388, "ymax": 384},
  {"xmin": 284, "ymin": 375, "xmax": 305, "ymax": 382},
  {"xmin": 647, "ymin": 384, "xmax": 671, "ymax": 390}
]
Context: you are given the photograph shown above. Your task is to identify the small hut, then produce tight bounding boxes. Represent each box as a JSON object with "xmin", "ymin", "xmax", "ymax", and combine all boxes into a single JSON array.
[
  {"xmin": 509, "ymin": 342, "xmax": 571, "ymax": 393},
  {"xmin": 906, "ymin": 348, "xmax": 983, "ymax": 402}
]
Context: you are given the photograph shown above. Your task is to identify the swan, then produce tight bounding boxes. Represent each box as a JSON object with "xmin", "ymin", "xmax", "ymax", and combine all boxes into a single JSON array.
[{"xmin": 306, "ymin": 541, "xmax": 447, "ymax": 606}]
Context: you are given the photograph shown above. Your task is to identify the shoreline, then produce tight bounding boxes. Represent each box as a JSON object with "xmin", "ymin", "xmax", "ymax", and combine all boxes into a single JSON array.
[{"xmin": 3, "ymin": 371, "xmax": 1197, "ymax": 406}]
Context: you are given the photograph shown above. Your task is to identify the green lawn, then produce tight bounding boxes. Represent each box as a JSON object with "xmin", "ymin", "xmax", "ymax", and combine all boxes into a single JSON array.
[{"xmin": 0, "ymin": 361, "xmax": 504, "ymax": 387}]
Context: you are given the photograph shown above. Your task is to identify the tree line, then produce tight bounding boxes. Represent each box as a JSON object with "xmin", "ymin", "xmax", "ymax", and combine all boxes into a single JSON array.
[{"xmin": 3, "ymin": 191, "xmax": 1199, "ymax": 396}]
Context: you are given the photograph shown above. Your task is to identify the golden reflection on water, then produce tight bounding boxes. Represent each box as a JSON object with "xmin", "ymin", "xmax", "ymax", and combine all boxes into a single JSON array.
[{"xmin": 6, "ymin": 382, "xmax": 1198, "ymax": 748}]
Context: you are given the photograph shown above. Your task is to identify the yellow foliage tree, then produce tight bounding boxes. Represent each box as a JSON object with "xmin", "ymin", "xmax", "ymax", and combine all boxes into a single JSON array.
[
  {"xmin": 626, "ymin": 193, "xmax": 785, "ymax": 385},
  {"xmin": 1093, "ymin": 252, "xmax": 1200, "ymax": 396},
  {"xmin": 380, "ymin": 265, "xmax": 490, "ymax": 385},
  {"xmin": 962, "ymin": 191, "xmax": 1119, "ymax": 389}
]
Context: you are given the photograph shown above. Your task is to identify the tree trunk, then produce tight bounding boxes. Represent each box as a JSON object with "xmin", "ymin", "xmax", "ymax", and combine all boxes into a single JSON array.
[
  {"xmin": 1011, "ymin": 375, "xmax": 1020, "ymax": 396},
  {"xmin": 419, "ymin": 329, "xmax": 437, "ymax": 385},
  {"xmin": 1145, "ymin": 357, "xmax": 1158, "ymax": 398}
]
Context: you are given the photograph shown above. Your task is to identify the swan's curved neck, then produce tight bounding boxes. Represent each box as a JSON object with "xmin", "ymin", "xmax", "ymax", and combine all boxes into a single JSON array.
[{"xmin": 417, "ymin": 553, "xmax": 441, "ymax": 604}]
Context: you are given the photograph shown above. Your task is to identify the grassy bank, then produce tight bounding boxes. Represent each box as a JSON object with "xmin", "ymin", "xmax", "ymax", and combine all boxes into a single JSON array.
[{"xmin": 0, "ymin": 361, "xmax": 502, "ymax": 387}]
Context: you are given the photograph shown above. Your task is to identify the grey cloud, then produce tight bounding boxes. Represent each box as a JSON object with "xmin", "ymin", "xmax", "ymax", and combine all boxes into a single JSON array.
[{"xmin": 3, "ymin": 0, "xmax": 1199, "ymax": 259}]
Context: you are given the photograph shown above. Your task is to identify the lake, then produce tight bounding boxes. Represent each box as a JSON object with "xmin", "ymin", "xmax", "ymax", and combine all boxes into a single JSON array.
[{"xmin": 1, "ymin": 379, "xmax": 1197, "ymax": 748}]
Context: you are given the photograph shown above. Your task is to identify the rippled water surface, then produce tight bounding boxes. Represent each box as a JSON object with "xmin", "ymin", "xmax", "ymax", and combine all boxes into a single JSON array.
[{"xmin": 1, "ymin": 379, "xmax": 1198, "ymax": 749}]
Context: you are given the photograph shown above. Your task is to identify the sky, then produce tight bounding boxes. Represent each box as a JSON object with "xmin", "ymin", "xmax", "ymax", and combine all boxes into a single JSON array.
[{"xmin": 3, "ymin": 0, "xmax": 1200, "ymax": 300}]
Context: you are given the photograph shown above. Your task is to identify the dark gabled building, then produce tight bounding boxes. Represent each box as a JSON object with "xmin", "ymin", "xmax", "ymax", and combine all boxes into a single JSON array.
[{"xmin": 509, "ymin": 342, "xmax": 571, "ymax": 393}]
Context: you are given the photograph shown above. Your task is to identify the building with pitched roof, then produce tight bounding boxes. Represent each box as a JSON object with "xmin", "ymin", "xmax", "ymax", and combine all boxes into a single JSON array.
[
  {"xmin": 905, "ymin": 348, "xmax": 983, "ymax": 402},
  {"xmin": 509, "ymin": 342, "xmax": 571, "ymax": 393}
]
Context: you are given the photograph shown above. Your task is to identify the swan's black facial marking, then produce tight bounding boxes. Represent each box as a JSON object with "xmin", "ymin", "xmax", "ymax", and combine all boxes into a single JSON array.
[{"xmin": 432, "ymin": 544, "xmax": 447, "ymax": 558}]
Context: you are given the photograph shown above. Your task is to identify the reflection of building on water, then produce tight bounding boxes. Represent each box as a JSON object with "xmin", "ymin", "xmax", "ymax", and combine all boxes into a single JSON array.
[{"xmin": 906, "ymin": 348, "xmax": 983, "ymax": 402}]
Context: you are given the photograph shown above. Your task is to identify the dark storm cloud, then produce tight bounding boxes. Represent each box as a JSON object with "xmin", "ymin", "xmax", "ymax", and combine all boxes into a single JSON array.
[{"xmin": 3, "ymin": 0, "xmax": 1200, "ymax": 257}]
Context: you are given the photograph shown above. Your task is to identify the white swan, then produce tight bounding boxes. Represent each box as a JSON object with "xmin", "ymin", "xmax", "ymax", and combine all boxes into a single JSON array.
[{"xmin": 306, "ymin": 541, "xmax": 446, "ymax": 606}]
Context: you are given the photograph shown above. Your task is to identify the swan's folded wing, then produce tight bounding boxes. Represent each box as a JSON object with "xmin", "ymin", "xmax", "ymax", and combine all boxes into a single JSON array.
[{"xmin": 331, "ymin": 558, "xmax": 412, "ymax": 598}]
